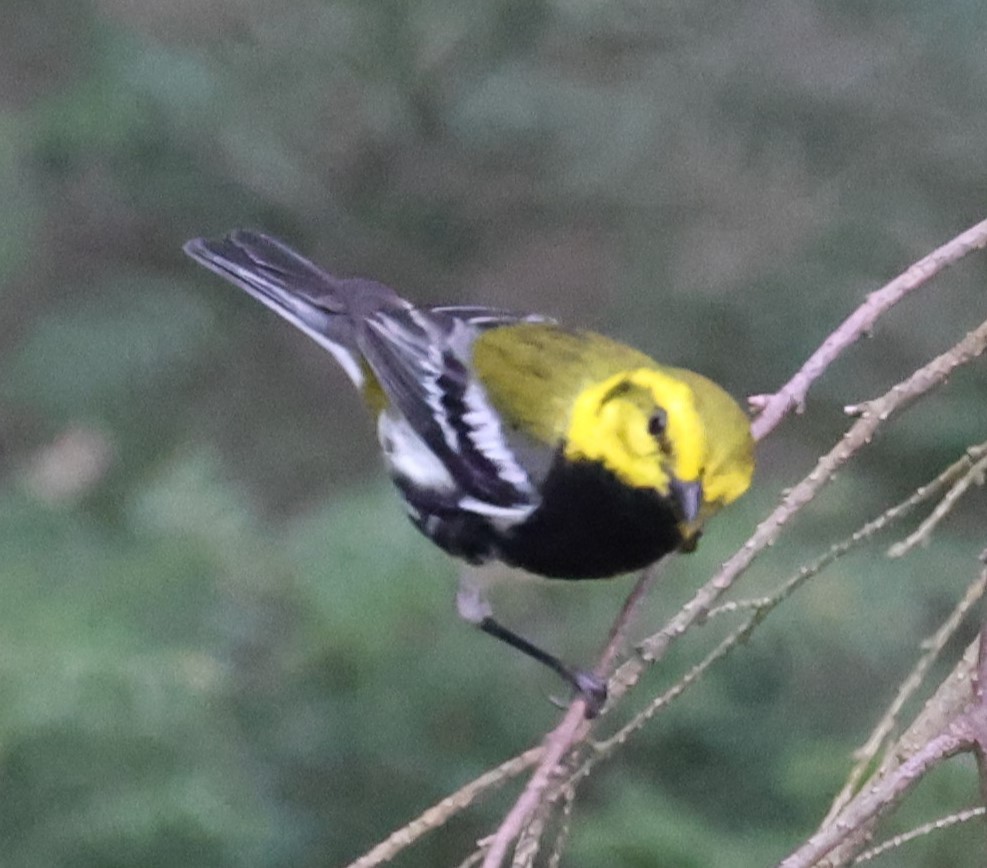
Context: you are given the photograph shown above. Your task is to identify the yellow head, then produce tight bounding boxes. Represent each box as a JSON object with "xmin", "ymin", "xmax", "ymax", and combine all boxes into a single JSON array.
[{"xmin": 564, "ymin": 367, "xmax": 746, "ymax": 527}]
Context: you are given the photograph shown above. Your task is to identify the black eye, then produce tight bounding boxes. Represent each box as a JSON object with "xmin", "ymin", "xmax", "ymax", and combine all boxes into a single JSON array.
[{"xmin": 648, "ymin": 409, "xmax": 668, "ymax": 438}]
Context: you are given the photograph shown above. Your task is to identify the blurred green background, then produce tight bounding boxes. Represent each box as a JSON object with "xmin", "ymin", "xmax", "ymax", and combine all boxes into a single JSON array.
[{"xmin": 2, "ymin": 1, "xmax": 986, "ymax": 865}]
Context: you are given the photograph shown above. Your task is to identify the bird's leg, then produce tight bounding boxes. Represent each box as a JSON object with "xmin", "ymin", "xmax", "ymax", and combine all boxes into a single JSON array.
[
  {"xmin": 475, "ymin": 617, "xmax": 608, "ymax": 716},
  {"xmin": 456, "ymin": 571, "xmax": 607, "ymax": 717}
]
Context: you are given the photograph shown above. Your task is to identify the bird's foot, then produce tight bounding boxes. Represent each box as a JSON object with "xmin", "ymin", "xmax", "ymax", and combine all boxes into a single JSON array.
[{"xmin": 571, "ymin": 669, "xmax": 608, "ymax": 718}]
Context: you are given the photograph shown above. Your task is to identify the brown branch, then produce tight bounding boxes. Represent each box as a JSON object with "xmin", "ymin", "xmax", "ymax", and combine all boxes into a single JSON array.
[
  {"xmin": 973, "ymin": 550, "xmax": 987, "ymax": 814},
  {"xmin": 824, "ymin": 567, "xmax": 987, "ymax": 825},
  {"xmin": 794, "ymin": 557, "xmax": 987, "ymax": 867},
  {"xmin": 749, "ymin": 216, "xmax": 987, "ymax": 441},
  {"xmin": 887, "ymin": 444, "xmax": 987, "ymax": 558},
  {"xmin": 512, "ymin": 446, "xmax": 987, "ymax": 830},
  {"xmin": 598, "ymin": 560, "xmax": 667, "ymax": 675},
  {"xmin": 345, "ymin": 747, "xmax": 542, "ymax": 868},
  {"xmin": 478, "ymin": 561, "xmax": 665, "ymax": 866},
  {"xmin": 480, "ymin": 705, "xmax": 589, "ymax": 867},
  {"xmin": 853, "ymin": 806, "xmax": 987, "ymax": 864},
  {"xmin": 782, "ymin": 628, "xmax": 985, "ymax": 867},
  {"xmin": 778, "ymin": 725, "xmax": 973, "ymax": 868},
  {"xmin": 597, "ymin": 467, "xmax": 985, "ymax": 761}
]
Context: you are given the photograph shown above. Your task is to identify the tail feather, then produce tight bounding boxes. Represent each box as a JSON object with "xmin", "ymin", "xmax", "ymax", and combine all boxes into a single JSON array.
[{"xmin": 184, "ymin": 230, "xmax": 369, "ymax": 387}]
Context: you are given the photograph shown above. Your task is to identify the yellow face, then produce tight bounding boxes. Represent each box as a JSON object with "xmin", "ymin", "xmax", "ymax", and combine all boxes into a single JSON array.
[
  {"xmin": 564, "ymin": 368, "xmax": 708, "ymax": 500},
  {"xmin": 471, "ymin": 322, "xmax": 754, "ymax": 526}
]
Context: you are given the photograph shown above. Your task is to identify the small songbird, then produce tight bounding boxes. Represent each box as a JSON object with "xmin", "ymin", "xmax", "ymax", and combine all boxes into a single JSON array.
[{"xmin": 185, "ymin": 230, "xmax": 754, "ymax": 714}]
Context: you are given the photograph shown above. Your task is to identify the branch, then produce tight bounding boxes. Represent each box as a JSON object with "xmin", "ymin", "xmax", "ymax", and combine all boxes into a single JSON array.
[
  {"xmin": 852, "ymin": 806, "xmax": 987, "ymax": 864},
  {"xmin": 824, "ymin": 559, "xmax": 987, "ymax": 824},
  {"xmin": 789, "ymin": 560, "xmax": 987, "ymax": 865},
  {"xmin": 972, "ymin": 549, "xmax": 987, "ymax": 812},
  {"xmin": 779, "ymin": 703, "xmax": 974, "ymax": 867},
  {"xmin": 597, "ymin": 461, "xmax": 986, "ymax": 759},
  {"xmin": 479, "ymin": 561, "xmax": 664, "ymax": 867},
  {"xmin": 613, "ymin": 316, "xmax": 987, "ymax": 702},
  {"xmin": 887, "ymin": 443, "xmax": 987, "ymax": 558},
  {"xmin": 345, "ymin": 747, "xmax": 542, "ymax": 868},
  {"xmin": 749, "ymin": 216, "xmax": 987, "ymax": 440},
  {"xmin": 480, "ymin": 704, "xmax": 588, "ymax": 868}
]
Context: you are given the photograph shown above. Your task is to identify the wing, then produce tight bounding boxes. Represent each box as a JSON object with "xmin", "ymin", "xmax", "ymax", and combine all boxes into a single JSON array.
[{"xmin": 358, "ymin": 306, "xmax": 552, "ymax": 511}]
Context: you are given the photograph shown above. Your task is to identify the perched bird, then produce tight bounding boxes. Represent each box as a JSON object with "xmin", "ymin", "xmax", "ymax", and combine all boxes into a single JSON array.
[{"xmin": 184, "ymin": 230, "xmax": 754, "ymax": 714}]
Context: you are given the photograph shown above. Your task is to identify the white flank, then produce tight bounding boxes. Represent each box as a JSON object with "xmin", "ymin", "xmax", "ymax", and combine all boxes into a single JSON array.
[{"xmin": 377, "ymin": 413, "xmax": 456, "ymax": 492}]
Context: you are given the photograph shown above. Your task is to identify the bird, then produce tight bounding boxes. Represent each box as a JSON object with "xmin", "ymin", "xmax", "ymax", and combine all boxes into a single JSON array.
[{"xmin": 184, "ymin": 230, "xmax": 755, "ymax": 715}]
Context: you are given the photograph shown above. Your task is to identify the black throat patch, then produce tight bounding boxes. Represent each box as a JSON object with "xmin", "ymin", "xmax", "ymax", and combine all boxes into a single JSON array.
[{"xmin": 498, "ymin": 452, "xmax": 684, "ymax": 579}]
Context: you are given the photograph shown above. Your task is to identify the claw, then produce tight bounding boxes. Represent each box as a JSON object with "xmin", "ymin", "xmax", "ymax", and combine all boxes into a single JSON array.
[
  {"xmin": 475, "ymin": 613, "xmax": 607, "ymax": 717},
  {"xmin": 572, "ymin": 670, "xmax": 608, "ymax": 718}
]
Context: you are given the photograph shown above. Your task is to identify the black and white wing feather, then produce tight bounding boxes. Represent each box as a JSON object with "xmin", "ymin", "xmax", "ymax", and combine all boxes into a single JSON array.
[
  {"xmin": 358, "ymin": 306, "xmax": 550, "ymax": 513},
  {"xmin": 186, "ymin": 230, "xmax": 549, "ymax": 522}
]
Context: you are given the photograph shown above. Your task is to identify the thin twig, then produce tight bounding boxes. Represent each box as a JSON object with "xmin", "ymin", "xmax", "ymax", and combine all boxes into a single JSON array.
[
  {"xmin": 797, "ymin": 630, "xmax": 984, "ymax": 867},
  {"xmin": 598, "ymin": 561, "xmax": 667, "ymax": 676},
  {"xmin": 598, "ymin": 461, "xmax": 982, "ymax": 758},
  {"xmin": 824, "ymin": 568, "xmax": 987, "ymax": 824},
  {"xmin": 511, "ymin": 805, "xmax": 546, "ymax": 867},
  {"xmin": 479, "ymin": 562, "xmax": 663, "ymax": 866},
  {"xmin": 546, "ymin": 785, "xmax": 576, "ymax": 868},
  {"xmin": 481, "ymin": 705, "xmax": 589, "ymax": 867},
  {"xmin": 778, "ymin": 724, "xmax": 973, "ymax": 868},
  {"xmin": 887, "ymin": 444, "xmax": 987, "ymax": 557},
  {"xmin": 516, "ymin": 452, "xmax": 987, "ymax": 815},
  {"xmin": 749, "ymin": 216, "xmax": 987, "ymax": 440},
  {"xmin": 345, "ymin": 747, "xmax": 542, "ymax": 868},
  {"xmin": 852, "ymin": 806, "xmax": 986, "ymax": 864},
  {"xmin": 454, "ymin": 850, "xmax": 485, "ymax": 868},
  {"xmin": 972, "ymin": 551, "xmax": 987, "ymax": 813}
]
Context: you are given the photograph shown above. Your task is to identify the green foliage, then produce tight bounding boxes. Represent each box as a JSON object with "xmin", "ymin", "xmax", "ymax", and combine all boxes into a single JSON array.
[{"xmin": 7, "ymin": 279, "xmax": 214, "ymax": 422}]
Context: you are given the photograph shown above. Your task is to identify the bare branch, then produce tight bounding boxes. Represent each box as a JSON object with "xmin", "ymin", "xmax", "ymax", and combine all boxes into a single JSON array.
[
  {"xmin": 345, "ymin": 747, "xmax": 542, "ymax": 868},
  {"xmin": 599, "ymin": 462, "xmax": 986, "ymax": 759},
  {"xmin": 887, "ymin": 443, "xmax": 987, "ymax": 557},
  {"xmin": 546, "ymin": 785, "xmax": 576, "ymax": 868},
  {"xmin": 973, "ymin": 552, "xmax": 987, "ymax": 813},
  {"xmin": 824, "ymin": 568, "xmax": 987, "ymax": 824},
  {"xmin": 481, "ymin": 706, "xmax": 589, "ymax": 867},
  {"xmin": 749, "ymin": 217, "xmax": 987, "ymax": 441},
  {"xmin": 803, "ymin": 638, "xmax": 982, "ymax": 866},
  {"xmin": 779, "ymin": 725, "xmax": 972, "ymax": 868},
  {"xmin": 478, "ymin": 561, "xmax": 665, "ymax": 866},
  {"xmin": 852, "ymin": 806, "xmax": 987, "ymax": 864}
]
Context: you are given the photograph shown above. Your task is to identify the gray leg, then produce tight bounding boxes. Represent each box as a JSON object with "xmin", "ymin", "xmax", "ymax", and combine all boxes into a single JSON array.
[{"xmin": 455, "ymin": 568, "xmax": 607, "ymax": 717}]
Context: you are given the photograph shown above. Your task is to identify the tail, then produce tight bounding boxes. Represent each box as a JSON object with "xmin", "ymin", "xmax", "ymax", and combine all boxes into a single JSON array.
[{"xmin": 184, "ymin": 230, "xmax": 398, "ymax": 388}]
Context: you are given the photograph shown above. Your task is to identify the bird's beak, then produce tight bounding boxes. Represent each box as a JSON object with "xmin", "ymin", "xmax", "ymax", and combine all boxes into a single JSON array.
[{"xmin": 669, "ymin": 476, "xmax": 702, "ymax": 524}]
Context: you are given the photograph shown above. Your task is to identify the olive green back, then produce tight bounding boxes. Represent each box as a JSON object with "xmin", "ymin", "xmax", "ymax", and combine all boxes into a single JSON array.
[{"xmin": 471, "ymin": 323, "xmax": 657, "ymax": 444}]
